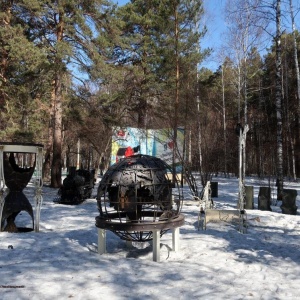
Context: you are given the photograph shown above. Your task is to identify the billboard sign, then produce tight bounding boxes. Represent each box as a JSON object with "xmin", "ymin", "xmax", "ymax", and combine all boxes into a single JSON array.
[{"xmin": 111, "ymin": 127, "xmax": 184, "ymax": 171}]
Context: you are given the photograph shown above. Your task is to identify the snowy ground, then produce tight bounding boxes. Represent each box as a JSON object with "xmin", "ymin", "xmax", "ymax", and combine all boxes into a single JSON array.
[{"xmin": 1, "ymin": 175, "xmax": 299, "ymax": 300}]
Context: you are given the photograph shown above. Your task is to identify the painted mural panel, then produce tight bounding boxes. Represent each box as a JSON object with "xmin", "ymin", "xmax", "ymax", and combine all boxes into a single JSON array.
[{"xmin": 111, "ymin": 127, "xmax": 184, "ymax": 171}]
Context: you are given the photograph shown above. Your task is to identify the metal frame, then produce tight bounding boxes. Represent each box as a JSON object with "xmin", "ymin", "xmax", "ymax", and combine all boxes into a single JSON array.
[
  {"xmin": 0, "ymin": 142, "xmax": 43, "ymax": 232},
  {"xmin": 96, "ymin": 154, "xmax": 184, "ymax": 242},
  {"xmin": 97, "ymin": 226, "xmax": 182, "ymax": 262},
  {"xmin": 95, "ymin": 154, "xmax": 185, "ymax": 261},
  {"xmin": 197, "ymin": 180, "xmax": 247, "ymax": 233}
]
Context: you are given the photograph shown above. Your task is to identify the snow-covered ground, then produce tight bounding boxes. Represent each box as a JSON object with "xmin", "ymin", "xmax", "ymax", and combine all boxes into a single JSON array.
[{"xmin": 1, "ymin": 175, "xmax": 299, "ymax": 300}]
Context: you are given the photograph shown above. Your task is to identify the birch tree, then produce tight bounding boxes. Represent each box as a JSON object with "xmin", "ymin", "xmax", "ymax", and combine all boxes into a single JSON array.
[
  {"xmin": 275, "ymin": 0, "xmax": 284, "ymax": 199},
  {"xmin": 225, "ymin": 0, "xmax": 264, "ymax": 191},
  {"xmin": 289, "ymin": 0, "xmax": 300, "ymax": 178}
]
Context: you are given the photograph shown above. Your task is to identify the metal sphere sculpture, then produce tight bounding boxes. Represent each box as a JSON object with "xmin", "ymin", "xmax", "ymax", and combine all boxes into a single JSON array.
[{"xmin": 96, "ymin": 154, "xmax": 184, "ymax": 242}]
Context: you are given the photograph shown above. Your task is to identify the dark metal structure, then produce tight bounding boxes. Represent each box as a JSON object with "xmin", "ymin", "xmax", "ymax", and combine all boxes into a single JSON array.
[
  {"xmin": 95, "ymin": 154, "xmax": 184, "ymax": 242},
  {"xmin": 55, "ymin": 167, "xmax": 95, "ymax": 204},
  {"xmin": 0, "ymin": 142, "xmax": 43, "ymax": 232}
]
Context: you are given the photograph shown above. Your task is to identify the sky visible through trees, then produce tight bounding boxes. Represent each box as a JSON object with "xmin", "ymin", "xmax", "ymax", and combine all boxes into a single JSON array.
[
  {"xmin": 115, "ymin": 0, "xmax": 300, "ymax": 71},
  {"xmin": 114, "ymin": 0, "xmax": 227, "ymax": 70}
]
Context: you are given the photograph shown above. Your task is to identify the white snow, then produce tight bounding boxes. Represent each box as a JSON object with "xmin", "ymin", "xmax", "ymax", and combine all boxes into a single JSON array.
[{"xmin": 1, "ymin": 176, "xmax": 300, "ymax": 300}]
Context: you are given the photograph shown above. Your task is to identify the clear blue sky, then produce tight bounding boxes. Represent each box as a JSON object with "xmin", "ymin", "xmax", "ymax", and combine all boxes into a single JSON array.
[{"xmin": 201, "ymin": 0, "xmax": 226, "ymax": 70}]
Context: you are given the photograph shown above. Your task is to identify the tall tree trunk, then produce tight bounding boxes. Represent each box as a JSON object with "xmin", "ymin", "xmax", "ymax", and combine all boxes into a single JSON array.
[
  {"xmin": 221, "ymin": 65, "xmax": 227, "ymax": 175},
  {"xmin": 283, "ymin": 35, "xmax": 296, "ymax": 180},
  {"xmin": 172, "ymin": 3, "xmax": 179, "ymax": 185},
  {"xmin": 243, "ymin": 41, "xmax": 248, "ymax": 181},
  {"xmin": 51, "ymin": 11, "xmax": 64, "ymax": 187},
  {"xmin": 51, "ymin": 74, "xmax": 63, "ymax": 187},
  {"xmin": 275, "ymin": 0, "xmax": 283, "ymax": 199},
  {"xmin": 197, "ymin": 71, "xmax": 203, "ymax": 183},
  {"xmin": 43, "ymin": 85, "xmax": 55, "ymax": 182},
  {"xmin": 289, "ymin": 0, "xmax": 300, "ymax": 178}
]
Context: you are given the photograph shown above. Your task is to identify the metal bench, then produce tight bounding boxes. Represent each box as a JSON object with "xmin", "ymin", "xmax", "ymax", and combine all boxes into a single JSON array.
[{"xmin": 196, "ymin": 181, "xmax": 247, "ymax": 233}]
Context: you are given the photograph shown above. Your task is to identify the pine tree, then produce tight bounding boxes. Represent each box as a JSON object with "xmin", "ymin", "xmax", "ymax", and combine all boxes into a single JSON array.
[
  {"xmin": 9, "ymin": 0, "xmax": 120, "ymax": 186},
  {"xmin": 0, "ymin": 0, "xmax": 49, "ymax": 139}
]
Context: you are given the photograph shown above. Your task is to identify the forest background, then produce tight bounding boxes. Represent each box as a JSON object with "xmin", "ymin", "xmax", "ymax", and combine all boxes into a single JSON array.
[{"xmin": 1, "ymin": 0, "xmax": 300, "ymax": 197}]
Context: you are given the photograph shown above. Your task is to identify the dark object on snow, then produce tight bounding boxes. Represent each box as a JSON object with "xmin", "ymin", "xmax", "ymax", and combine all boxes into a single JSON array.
[
  {"xmin": 96, "ymin": 154, "xmax": 184, "ymax": 242},
  {"xmin": 210, "ymin": 181, "xmax": 218, "ymax": 198},
  {"xmin": 281, "ymin": 189, "xmax": 297, "ymax": 215},
  {"xmin": 244, "ymin": 185, "xmax": 254, "ymax": 209},
  {"xmin": 56, "ymin": 167, "xmax": 95, "ymax": 204},
  {"xmin": 258, "ymin": 187, "xmax": 272, "ymax": 211},
  {"xmin": 1, "ymin": 153, "xmax": 35, "ymax": 232}
]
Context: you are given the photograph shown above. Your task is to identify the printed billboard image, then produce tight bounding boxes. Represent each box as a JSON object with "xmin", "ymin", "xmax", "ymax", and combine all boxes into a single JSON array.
[{"xmin": 111, "ymin": 127, "xmax": 184, "ymax": 171}]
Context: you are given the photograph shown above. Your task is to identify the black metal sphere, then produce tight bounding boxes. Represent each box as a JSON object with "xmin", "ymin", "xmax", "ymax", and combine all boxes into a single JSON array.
[{"xmin": 96, "ymin": 154, "xmax": 184, "ymax": 242}]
